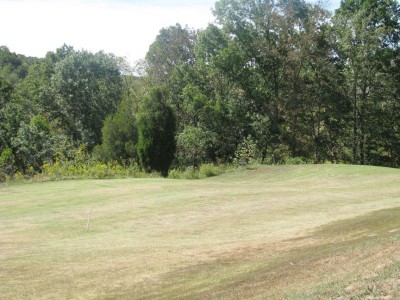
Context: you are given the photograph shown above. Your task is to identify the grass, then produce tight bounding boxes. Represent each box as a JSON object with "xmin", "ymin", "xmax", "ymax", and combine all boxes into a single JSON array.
[{"xmin": 0, "ymin": 164, "xmax": 399, "ymax": 299}]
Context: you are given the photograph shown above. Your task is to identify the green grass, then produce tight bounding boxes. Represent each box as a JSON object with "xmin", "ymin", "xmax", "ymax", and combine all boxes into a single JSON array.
[{"xmin": 0, "ymin": 164, "xmax": 399, "ymax": 299}]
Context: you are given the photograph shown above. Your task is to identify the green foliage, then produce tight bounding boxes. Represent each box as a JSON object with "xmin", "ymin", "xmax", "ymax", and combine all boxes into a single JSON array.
[
  {"xmin": 0, "ymin": 77, "xmax": 12, "ymax": 109},
  {"xmin": 40, "ymin": 158, "xmax": 148, "ymax": 181},
  {"xmin": 271, "ymin": 145, "xmax": 291, "ymax": 165},
  {"xmin": 168, "ymin": 163, "xmax": 227, "ymax": 179},
  {"xmin": 176, "ymin": 125, "xmax": 217, "ymax": 167},
  {"xmin": 198, "ymin": 163, "xmax": 225, "ymax": 178},
  {"xmin": 168, "ymin": 166, "xmax": 197, "ymax": 179},
  {"xmin": 285, "ymin": 156, "xmax": 313, "ymax": 165},
  {"xmin": 0, "ymin": 78, "xmax": 13, "ymax": 151},
  {"xmin": 94, "ymin": 98, "xmax": 137, "ymax": 163},
  {"xmin": 194, "ymin": 24, "xmax": 228, "ymax": 64},
  {"xmin": 146, "ymin": 24, "xmax": 197, "ymax": 84},
  {"xmin": 181, "ymin": 84, "xmax": 207, "ymax": 126},
  {"xmin": 36, "ymin": 145, "xmax": 155, "ymax": 181},
  {"xmin": 233, "ymin": 136, "xmax": 257, "ymax": 166},
  {"xmin": 51, "ymin": 49, "xmax": 123, "ymax": 148},
  {"xmin": 0, "ymin": 0, "xmax": 400, "ymax": 176},
  {"xmin": 0, "ymin": 146, "xmax": 17, "ymax": 177},
  {"xmin": 137, "ymin": 88, "xmax": 176, "ymax": 176},
  {"xmin": 0, "ymin": 46, "xmax": 37, "ymax": 85},
  {"xmin": 333, "ymin": 0, "xmax": 400, "ymax": 165},
  {"xmin": 11, "ymin": 115, "xmax": 54, "ymax": 172},
  {"xmin": 250, "ymin": 114, "xmax": 271, "ymax": 163}
]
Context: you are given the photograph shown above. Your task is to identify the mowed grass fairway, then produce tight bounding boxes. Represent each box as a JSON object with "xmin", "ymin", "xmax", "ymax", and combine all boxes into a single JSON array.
[{"xmin": 1, "ymin": 165, "xmax": 400, "ymax": 299}]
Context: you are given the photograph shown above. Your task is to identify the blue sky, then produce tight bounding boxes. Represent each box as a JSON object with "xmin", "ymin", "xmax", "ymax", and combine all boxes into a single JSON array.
[{"xmin": 0, "ymin": 0, "xmax": 340, "ymax": 66}]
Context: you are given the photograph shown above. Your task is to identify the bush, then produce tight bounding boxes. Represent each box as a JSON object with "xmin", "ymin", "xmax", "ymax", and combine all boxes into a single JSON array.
[
  {"xmin": 95, "ymin": 105, "xmax": 137, "ymax": 163},
  {"xmin": 0, "ymin": 171, "xmax": 6, "ymax": 183},
  {"xmin": 167, "ymin": 168, "xmax": 181, "ymax": 179},
  {"xmin": 182, "ymin": 166, "xmax": 199, "ymax": 179},
  {"xmin": 38, "ymin": 157, "xmax": 151, "ymax": 181},
  {"xmin": 168, "ymin": 164, "xmax": 226, "ymax": 180},
  {"xmin": 198, "ymin": 163, "xmax": 224, "ymax": 178},
  {"xmin": 176, "ymin": 126, "xmax": 217, "ymax": 167},
  {"xmin": 233, "ymin": 136, "xmax": 257, "ymax": 166},
  {"xmin": 5, "ymin": 144, "xmax": 161, "ymax": 184},
  {"xmin": 286, "ymin": 157, "xmax": 313, "ymax": 165},
  {"xmin": 272, "ymin": 145, "xmax": 290, "ymax": 165},
  {"xmin": 0, "ymin": 146, "xmax": 17, "ymax": 176}
]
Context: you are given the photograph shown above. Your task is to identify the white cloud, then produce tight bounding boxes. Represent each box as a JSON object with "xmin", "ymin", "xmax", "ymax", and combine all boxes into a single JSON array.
[{"xmin": 0, "ymin": 0, "xmax": 216, "ymax": 64}]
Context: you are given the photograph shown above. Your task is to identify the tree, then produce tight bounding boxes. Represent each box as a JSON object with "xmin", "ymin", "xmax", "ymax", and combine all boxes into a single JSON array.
[
  {"xmin": 0, "ymin": 78, "xmax": 13, "ymax": 151},
  {"xmin": 51, "ymin": 50, "xmax": 123, "ymax": 148},
  {"xmin": 176, "ymin": 125, "xmax": 217, "ymax": 167},
  {"xmin": 0, "ymin": 46, "xmax": 37, "ymax": 85},
  {"xmin": 0, "ymin": 77, "xmax": 12, "ymax": 110},
  {"xmin": 277, "ymin": 2, "xmax": 349, "ymax": 162},
  {"xmin": 334, "ymin": 0, "xmax": 400, "ymax": 165},
  {"xmin": 167, "ymin": 24, "xmax": 254, "ymax": 163},
  {"xmin": 137, "ymin": 88, "xmax": 176, "ymax": 176},
  {"xmin": 213, "ymin": 0, "xmax": 344, "ymax": 161},
  {"xmin": 11, "ymin": 115, "xmax": 54, "ymax": 172},
  {"xmin": 146, "ymin": 24, "xmax": 197, "ymax": 84},
  {"xmin": 95, "ymin": 97, "xmax": 138, "ymax": 163}
]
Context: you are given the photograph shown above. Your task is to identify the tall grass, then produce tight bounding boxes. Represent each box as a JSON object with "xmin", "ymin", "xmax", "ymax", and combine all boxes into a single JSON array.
[
  {"xmin": 5, "ymin": 159, "xmax": 159, "ymax": 185},
  {"xmin": 39, "ymin": 159, "xmax": 156, "ymax": 180}
]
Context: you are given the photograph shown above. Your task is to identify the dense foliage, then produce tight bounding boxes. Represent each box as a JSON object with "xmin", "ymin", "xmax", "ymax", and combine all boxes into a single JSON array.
[
  {"xmin": 137, "ymin": 88, "xmax": 176, "ymax": 176},
  {"xmin": 0, "ymin": 0, "xmax": 399, "ymax": 180}
]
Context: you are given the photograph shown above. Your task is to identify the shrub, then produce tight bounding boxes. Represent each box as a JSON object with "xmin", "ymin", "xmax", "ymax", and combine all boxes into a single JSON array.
[
  {"xmin": 182, "ymin": 166, "xmax": 199, "ymax": 179},
  {"xmin": 0, "ymin": 171, "xmax": 6, "ymax": 183},
  {"xmin": 176, "ymin": 126, "xmax": 217, "ymax": 167},
  {"xmin": 0, "ymin": 146, "xmax": 17, "ymax": 176},
  {"xmin": 38, "ymin": 157, "xmax": 150, "ymax": 181},
  {"xmin": 271, "ymin": 145, "xmax": 290, "ymax": 165},
  {"xmin": 168, "ymin": 164, "xmax": 227, "ymax": 180},
  {"xmin": 198, "ymin": 163, "xmax": 224, "ymax": 178},
  {"xmin": 233, "ymin": 136, "xmax": 257, "ymax": 166},
  {"xmin": 167, "ymin": 168, "xmax": 180, "ymax": 179},
  {"xmin": 286, "ymin": 157, "xmax": 313, "ymax": 165}
]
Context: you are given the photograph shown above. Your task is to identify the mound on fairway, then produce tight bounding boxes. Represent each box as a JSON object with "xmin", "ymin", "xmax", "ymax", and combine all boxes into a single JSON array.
[{"xmin": 1, "ymin": 165, "xmax": 399, "ymax": 299}]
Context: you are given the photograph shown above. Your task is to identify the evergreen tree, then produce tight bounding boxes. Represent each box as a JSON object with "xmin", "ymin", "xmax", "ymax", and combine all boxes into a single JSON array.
[{"xmin": 137, "ymin": 88, "xmax": 176, "ymax": 176}]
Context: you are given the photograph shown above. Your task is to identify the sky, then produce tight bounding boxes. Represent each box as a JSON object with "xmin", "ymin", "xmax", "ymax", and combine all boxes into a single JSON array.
[{"xmin": 0, "ymin": 0, "xmax": 340, "ymax": 66}]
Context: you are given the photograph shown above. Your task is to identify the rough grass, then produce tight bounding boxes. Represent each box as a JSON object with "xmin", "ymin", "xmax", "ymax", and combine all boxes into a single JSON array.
[{"xmin": 0, "ymin": 164, "xmax": 399, "ymax": 299}]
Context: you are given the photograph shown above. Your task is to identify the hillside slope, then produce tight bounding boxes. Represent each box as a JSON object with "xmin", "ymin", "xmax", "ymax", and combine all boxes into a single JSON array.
[{"xmin": 0, "ymin": 165, "xmax": 399, "ymax": 299}]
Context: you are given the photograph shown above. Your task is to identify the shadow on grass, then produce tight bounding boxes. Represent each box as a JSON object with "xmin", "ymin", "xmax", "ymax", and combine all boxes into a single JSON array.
[{"xmin": 108, "ymin": 207, "xmax": 400, "ymax": 299}]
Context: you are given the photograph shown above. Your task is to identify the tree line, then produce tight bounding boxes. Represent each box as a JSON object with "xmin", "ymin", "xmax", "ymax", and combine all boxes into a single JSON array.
[{"xmin": 0, "ymin": 0, "xmax": 399, "ymax": 179}]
